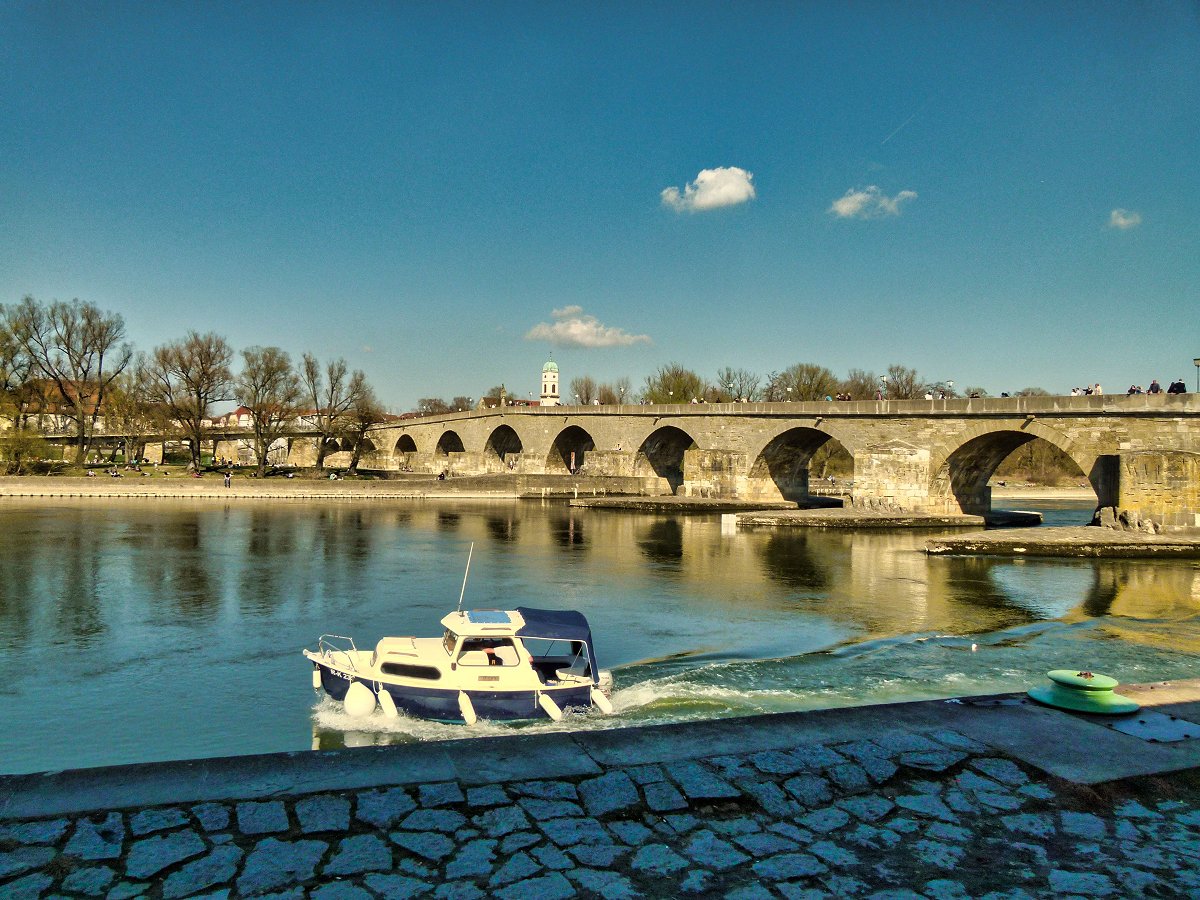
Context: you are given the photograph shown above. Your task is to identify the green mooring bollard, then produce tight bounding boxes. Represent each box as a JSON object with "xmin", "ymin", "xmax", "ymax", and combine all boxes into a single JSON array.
[{"xmin": 1027, "ymin": 669, "xmax": 1140, "ymax": 715}]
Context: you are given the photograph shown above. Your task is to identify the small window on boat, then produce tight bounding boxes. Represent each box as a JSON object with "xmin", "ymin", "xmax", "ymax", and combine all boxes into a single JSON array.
[
  {"xmin": 380, "ymin": 662, "xmax": 442, "ymax": 680},
  {"xmin": 442, "ymin": 629, "xmax": 457, "ymax": 655}
]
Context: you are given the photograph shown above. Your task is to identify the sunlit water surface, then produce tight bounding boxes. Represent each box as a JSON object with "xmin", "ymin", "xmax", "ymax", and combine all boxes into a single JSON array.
[{"xmin": 1, "ymin": 497, "xmax": 1197, "ymax": 774}]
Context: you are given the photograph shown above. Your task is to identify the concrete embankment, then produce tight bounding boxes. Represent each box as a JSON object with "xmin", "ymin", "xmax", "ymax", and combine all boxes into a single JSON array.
[
  {"xmin": 2, "ymin": 681, "xmax": 1199, "ymax": 897},
  {"xmin": 926, "ymin": 526, "xmax": 1200, "ymax": 558}
]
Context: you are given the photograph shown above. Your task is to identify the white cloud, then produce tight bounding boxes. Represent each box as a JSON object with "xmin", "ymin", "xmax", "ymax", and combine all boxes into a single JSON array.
[
  {"xmin": 525, "ymin": 307, "xmax": 651, "ymax": 348},
  {"xmin": 1109, "ymin": 208, "xmax": 1142, "ymax": 230},
  {"xmin": 829, "ymin": 185, "xmax": 917, "ymax": 219},
  {"xmin": 661, "ymin": 166, "xmax": 756, "ymax": 213}
]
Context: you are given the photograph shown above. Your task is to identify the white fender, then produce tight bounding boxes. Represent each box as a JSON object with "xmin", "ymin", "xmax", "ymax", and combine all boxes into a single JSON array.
[
  {"xmin": 343, "ymin": 681, "xmax": 377, "ymax": 717},
  {"xmin": 312, "ymin": 667, "xmax": 322, "ymax": 690},
  {"xmin": 378, "ymin": 688, "xmax": 398, "ymax": 719},
  {"xmin": 538, "ymin": 691, "xmax": 564, "ymax": 722},
  {"xmin": 458, "ymin": 691, "xmax": 478, "ymax": 726},
  {"xmin": 590, "ymin": 687, "xmax": 614, "ymax": 714}
]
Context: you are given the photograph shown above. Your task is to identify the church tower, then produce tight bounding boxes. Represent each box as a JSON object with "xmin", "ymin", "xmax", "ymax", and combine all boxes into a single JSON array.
[{"xmin": 539, "ymin": 357, "xmax": 560, "ymax": 406}]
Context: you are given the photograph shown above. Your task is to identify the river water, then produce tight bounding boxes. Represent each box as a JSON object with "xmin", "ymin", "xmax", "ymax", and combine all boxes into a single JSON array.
[{"xmin": 1, "ymin": 498, "xmax": 1198, "ymax": 775}]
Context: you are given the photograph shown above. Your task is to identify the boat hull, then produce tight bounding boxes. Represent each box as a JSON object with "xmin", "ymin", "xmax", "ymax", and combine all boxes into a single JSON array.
[{"xmin": 314, "ymin": 662, "xmax": 593, "ymax": 723}]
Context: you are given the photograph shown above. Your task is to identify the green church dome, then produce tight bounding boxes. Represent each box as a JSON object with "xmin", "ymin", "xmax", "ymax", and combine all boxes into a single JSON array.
[{"xmin": 542, "ymin": 358, "xmax": 558, "ymax": 373}]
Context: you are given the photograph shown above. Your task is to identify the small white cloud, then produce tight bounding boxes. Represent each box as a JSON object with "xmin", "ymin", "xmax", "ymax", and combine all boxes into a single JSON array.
[
  {"xmin": 1109, "ymin": 209, "xmax": 1142, "ymax": 230},
  {"xmin": 829, "ymin": 185, "xmax": 917, "ymax": 219},
  {"xmin": 525, "ymin": 307, "xmax": 651, "ymax": 348},
  {"xmin": 661, "ymin": 166, "xmax": 756, "ymax": 213},
  {"xmin": 361, "ymin": 345, "xmax": 374, "ymax": 353}
]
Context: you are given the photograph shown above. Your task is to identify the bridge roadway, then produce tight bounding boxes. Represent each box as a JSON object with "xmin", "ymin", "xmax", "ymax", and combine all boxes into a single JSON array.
[{"xmin": 334, "ymin": 394, "xmax": 1199, "ymax": 530}]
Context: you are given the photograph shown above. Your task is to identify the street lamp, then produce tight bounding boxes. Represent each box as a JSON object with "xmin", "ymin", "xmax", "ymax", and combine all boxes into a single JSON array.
[
  {"xmin": 728, "ymin": 382, "xmax": 735, "ymax": 403},
  {"xmin": 619, "ymin": 387, "xmax": 626, "ymax": 406},
  {"xmin": 668, "ymin": 390, "xmax": 673, "ymax": 404},
  {"xmin": 786, "ymin": 386, "xmax": 792, "ymax": 402},
  {"xmin": 880, "ymin": 375, "xmax": 888, "ymax": 398},
  {"xmin": 1194, "ymin": 358, "xmax": 1200, "ymax": 393}
]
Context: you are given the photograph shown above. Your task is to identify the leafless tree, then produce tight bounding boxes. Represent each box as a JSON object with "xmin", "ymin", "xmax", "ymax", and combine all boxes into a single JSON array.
[
  {"xmin": 596, "ymin": 376, "xmax": 633, "ymax": 405},
  {"xmin": 9, "ymin": 297, "xmax": 132, "ymax": 463},
  {"xmin": 569, "ymin": 376, "xmax": 597, "ymax": 405},
  {"xmin": 104, "ymin": 359, "xmax": 166, "ymax": 464},
  {"xmin": 840, "ymin": 368, "xmax": 880, "ymax": 400},
  {"xmin": 0, "ymin": 305, "xmax": 35, "ymax": 429},
  {"xmin": 417, "ymin": 398, "xmax": 451, "ymax": 415},
  {"xmin": 236, "ymin": 346, "xmax": 302, "ymax": 478},
  {"xmin": 347, "ymin": 386, "xmax": 386, "ymax": 473},
  {"xmin": 146, "ymin": 331, "xmax": 234, "ymax": 471},
  {"xmin": 883, "ymin": 364, "xmax": 925, "ymax": 400},
  {"xmin": 301, "ymin": 353, "xmax": 368, "ymax": 472},
  {"xmin": 715, "ymin": 367, "xmax": 761, "ymax": 402}
]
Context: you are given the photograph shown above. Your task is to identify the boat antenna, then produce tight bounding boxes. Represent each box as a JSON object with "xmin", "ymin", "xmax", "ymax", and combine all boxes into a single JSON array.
[{"xmin": 457, "ymin": 542, "xmax": 474, "ymax": 614}]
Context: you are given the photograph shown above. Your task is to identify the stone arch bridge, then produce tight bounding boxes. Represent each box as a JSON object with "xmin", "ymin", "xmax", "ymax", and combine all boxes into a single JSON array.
[{"xmin": 331, "ymin": 394, "xmax": 1198, "ymax": 529}]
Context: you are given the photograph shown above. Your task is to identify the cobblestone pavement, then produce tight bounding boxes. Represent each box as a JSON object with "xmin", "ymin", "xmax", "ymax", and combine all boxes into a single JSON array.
[{"xmin": 3, "ymin": 726, "xmax": 1199, "ymax": 898}]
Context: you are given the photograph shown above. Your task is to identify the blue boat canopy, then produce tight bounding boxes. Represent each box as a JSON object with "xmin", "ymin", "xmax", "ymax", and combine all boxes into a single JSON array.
[{"xmin": 515, "ymin": 607, "xmax": 592, "ymax": 642}]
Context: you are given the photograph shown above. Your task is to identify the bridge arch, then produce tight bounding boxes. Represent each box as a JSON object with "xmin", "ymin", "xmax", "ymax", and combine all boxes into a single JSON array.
[
  {"xmin": 929, "ymin": 422, "xmax": 1109, "ymax": 515},
  {"xmin": 393, "ymin": 434, "xmax": 418, "ymax": 469},
  {"xmin": 484, "ymin": 424, "xmax": 524, "ymax": 472},
  {"xmin": 435, "ymin": 430, "xmax": 465, "ymax": 456},
  {"xmin": 633, "ymin": 426, "xmax": 698, "ymax": 494},
  {"xmin": 547, "ymin": 425, "xmax": 594, "ymax": 474},
  {"xmin": 745, "ymin": 426, "xmax": 844, "ymax": 501}
]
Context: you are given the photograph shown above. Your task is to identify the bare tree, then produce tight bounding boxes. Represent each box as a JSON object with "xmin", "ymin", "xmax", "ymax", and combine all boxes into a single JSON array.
[
  {"xmin": 840, "ymin": 368, "xmax": 879, "ymax": 400},
  {"xmin": 347, "ymin": 385, "xmax": 386, "ymax": 474},
  {"xmin": 301, "ymin": 353, "xmax": 368, "ymax": 473},
  {"xmin": 236, "ymin": 346, "xmax": 302, "ymax": 478},
  {"xmin": 761, "ymin": 371, "xmax": 783, "ymax": 402},
  {"xmin": 569, "ymin": 376, "xmax": 597, "ymax": 405},
  {"xmin": 104, "ymin": 360, "xmax": 165, "ymax": 464},
  {"xmin": 596, "ymin": 376, "xmax": 633, "ymax": 405},
  {"xmin": 642, "ymin": 363, "xmax": 706, "ymax": 404},
  {"xmin": 417, "ymin": 397, "xmax": 452, "ymax": 415},
  {"xmin": 883, "ymin": 364, "xmax": 925, "ymax": 400},
  {"xmin": 713, "ymin": 367, "xmax": 760, "ymax": 402},
  {"xmin": 0, "ymin": 304, "xmax": 35, "ymax": 429},
  {"xmin": 146, "ymin": 332, "xmax": 234, "ymax": 471},
  {"xmin": 9, "ymin": 297, "xmax": 132, "ymax": 463}
]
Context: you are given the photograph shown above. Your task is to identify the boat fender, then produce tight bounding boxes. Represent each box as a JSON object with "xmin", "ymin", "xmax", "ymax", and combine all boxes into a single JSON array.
[
  {"xmin": 312, "ymin": 666, "xmax": 322, "ymax": 691},
  {"xmin": 343, "ymin": 681, "xmax": 377, "ymax": 717},
  {"xmin": 458, "ymin": 691, "xmax": 478, "ymax": 726},
  {"xmin": 590, "ymin": 687, "xmax": 614, "ymax": 714},
  {"xmin": 537, "ymin": 691, "xmax": 564, "ymax": 722},
  {"xmin": 378, "ymin": 688, "xmax": 399, "ymax": 719}
]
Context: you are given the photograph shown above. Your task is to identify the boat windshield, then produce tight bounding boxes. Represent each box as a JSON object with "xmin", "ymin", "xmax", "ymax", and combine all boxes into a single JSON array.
[
  {"xmin": 522, "ymin": 637, "xmax": 588, "ymax": 666},
  {"xmin": 442, "ymin": 629, "xmax": 457, "ymax": 655}
]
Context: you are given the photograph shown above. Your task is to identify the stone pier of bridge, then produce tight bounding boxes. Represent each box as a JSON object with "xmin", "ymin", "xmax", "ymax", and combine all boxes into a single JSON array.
[{"xmin": 283, "ymin": 395, "xmax": 1200, "ymax": 532}]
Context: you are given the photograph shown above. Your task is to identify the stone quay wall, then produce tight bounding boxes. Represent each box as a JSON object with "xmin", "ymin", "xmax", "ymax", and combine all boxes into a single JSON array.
[{"xmin": 2, "ymin": 683, "xmax": 1200, "ymax": 898}]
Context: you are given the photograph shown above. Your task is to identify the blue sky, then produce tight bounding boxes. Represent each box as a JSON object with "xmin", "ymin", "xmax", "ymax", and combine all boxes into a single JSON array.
[{"xmin": 2, "ymin": 2, "xmax": 1198, "ymax": 409}]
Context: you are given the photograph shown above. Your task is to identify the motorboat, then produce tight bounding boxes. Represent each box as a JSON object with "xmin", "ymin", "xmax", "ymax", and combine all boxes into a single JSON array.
[{"xmin": 304, "ymin": 607, "xmax": 615, "ymax": 724}]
